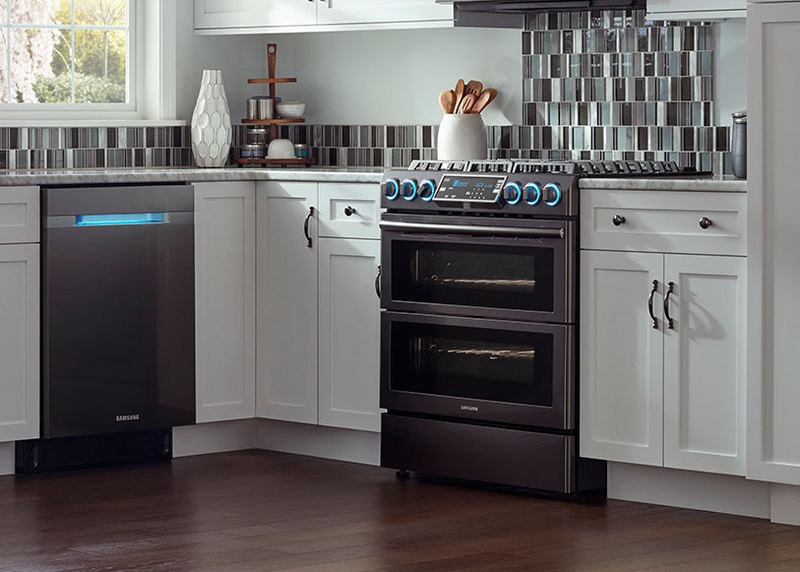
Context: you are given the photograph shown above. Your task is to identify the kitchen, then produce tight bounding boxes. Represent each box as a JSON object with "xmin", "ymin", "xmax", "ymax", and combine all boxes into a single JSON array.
[{"xmin": 2, "ymin": 0, "xmax": 800, "ymax": 568}]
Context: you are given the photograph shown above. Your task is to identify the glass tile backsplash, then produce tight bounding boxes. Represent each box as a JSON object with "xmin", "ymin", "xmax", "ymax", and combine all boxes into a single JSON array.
[{"xmin": 0, "ymin": 9, "xmax": 730, "ymax": 174}]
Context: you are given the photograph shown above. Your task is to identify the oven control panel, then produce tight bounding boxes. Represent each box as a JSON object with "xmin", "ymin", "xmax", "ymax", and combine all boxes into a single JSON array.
[{"xmin": 434, "ymin": 175, "xmax": 506, "ymax": 203}]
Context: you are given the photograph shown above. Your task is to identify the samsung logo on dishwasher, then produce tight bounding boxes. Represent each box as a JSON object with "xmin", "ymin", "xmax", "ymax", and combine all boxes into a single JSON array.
[
  {"xmin": 116, "ymin": 414, "xmax": 140, "ymax": 422},
  {"xmin": 460, "ymin": 405, "xmax": 479, "ymax": 412}
]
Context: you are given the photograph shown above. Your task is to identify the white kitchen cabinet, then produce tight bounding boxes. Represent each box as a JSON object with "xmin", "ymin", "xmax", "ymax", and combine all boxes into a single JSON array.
[
  {"xmin": 0, "ymin": 244, "xmax": 39, "ymax": 442},
  {"xmin": 647, "ymin": 0, "xmax": 745, "ymax": 20},
  {"xmin": 318, "ymin": 238, "xmax": 381, "ymax": 433},
  {"xmin": 747, "ymin": 2, "xmax": 800, "ymax": 486},
  {"xmin": 256, "ymin": 181, "xmax": 319, "ymax": 425},
  {"xmin": 256, "ymin": 181, "xmax": 382, "ymax": 431},
  {"xmin": 580, "ymin": 189, "xmax": 747, "ymax": 476},
  {"xmin": 195, "ymin": 0, "xmax": 453, "ymax": 33},
  {"xmin": 194, "ymin": 182, "xmax": 256, "ymax": 423}
]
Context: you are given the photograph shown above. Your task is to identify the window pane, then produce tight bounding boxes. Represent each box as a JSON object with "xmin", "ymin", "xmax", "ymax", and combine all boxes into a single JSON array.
[
  {"xmin": 74, "ymin": 0, "xmax": 127, "ymax": 27},
  {"xmin": 10, "ymin": 0, "xmax": 70, "ymax": 25},
  {"xmin": 0, "ymin": 1, "xmax": 7, "ymax": 25},
  {"xmin": 10, "ymin": 27, "xmax": 63, "ymax": 103},
  {"xmin": 74, "ymin": 28, "xmax": 126, "ymax": 103}
]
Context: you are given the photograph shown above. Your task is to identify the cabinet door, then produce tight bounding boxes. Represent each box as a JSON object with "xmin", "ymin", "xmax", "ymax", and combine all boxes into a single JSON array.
[
  {"xmin": 194, "ymin": 182, "xmax": 256, "ymax": 423},
  {"xmin": 580, "ymin": 250, "xmax": 663, "ymax": 466},
  {"xmin": 747, "ymin": 2, "xmax": 800, "ymax": 485},
  {"xmin": 194, "ymin": 0, "xmax": 316, "ymax": 30},
  {"xmin": 318, "ymin": 238, "xmax": 381, "ymax": 432},
  {"xmin": 0, "ymin": 244, "xmax": 39, "ymax": 442},
  {"xmin": 256, "ymin": 182, "xmax": 319, "ymax": 424},
  {"xmin": 663, "ymin": 255, "xmax": 746, "ymax": 476},
  {"xmin": 647, "ymin": 0, "xmax": 745, "ymax": 19},
  {"xmin": 316, "ymin": 0, "xmax": 452, "ymax": 26}
]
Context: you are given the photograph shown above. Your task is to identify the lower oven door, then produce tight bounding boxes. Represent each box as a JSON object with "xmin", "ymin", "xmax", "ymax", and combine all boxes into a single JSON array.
[
  {"xmin": 380, "ymin": 213, "xmax": 575, "ymax": 324},
  {"xmin": 381, "ymin": 311, "xmax": 573, "ymax": 430}
]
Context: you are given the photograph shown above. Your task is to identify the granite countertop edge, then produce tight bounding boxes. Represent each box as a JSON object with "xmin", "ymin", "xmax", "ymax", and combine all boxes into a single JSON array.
[
  {"xmin": 0, "ymin": 167, "xmax": 385, "ymax": 186},
  {"xmin": 579, "ymin": 176, "xmax": 747, "ymax": 192}
]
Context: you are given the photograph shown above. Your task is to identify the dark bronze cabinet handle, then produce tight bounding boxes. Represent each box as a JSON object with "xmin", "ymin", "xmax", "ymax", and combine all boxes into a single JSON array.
[
  {"xmin": 613, "ymin": 214, "xmax": 626, "ymax": 226},
  {"xmin": 699, "ymin": 217, "xmax": 712, "ymax": 230},
  {"xmin": 648, "ymin": 280, "xmax": 659, "ymax": 329},
  {"xmin": 344, "ymin": 205, "xmax": 356, "ymax": 217},
  {"xmin": 664, "ymin": 281, "xmax": 675, "ymax": 330},
  {"xmin": 304, "ymin": 206, "xmax": 315, "ymax": 248},
  {"xmin": 375, "ymin": 265, "xmax": 382, "ymax": 299}
]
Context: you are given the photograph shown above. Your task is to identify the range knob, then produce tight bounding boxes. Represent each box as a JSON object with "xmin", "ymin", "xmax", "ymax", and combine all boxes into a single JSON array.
[
  {"xmin": 524, "ymin": 182, "xmax": 542, "ymax": 206},
  {"xmin": 401, "ymin": 178, "xmax": 418, "ymax": 201},
  {"xmin": 419, "ymin": 179, "xmax": 436, "ymax": 202},
  {"xmin": 383, "ymin": 178, "xmax": 400, "ymax": 200},
  {"xmin": 503, "ymin": 181, "xmax": 522, "ymax": 205},
  {"xmin": 543, "ymin": 182, "xmax": 562, "ymax": 207}
]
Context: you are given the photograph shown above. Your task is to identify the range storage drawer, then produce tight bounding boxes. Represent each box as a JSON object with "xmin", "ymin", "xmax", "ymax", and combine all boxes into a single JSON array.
[
  {"xmin": 317, "ymin": 183, "xmax": 381, "ymax": 239},
  {"xmin": 0, "ymin": 186, "xmax": 39, "ymax": 244},
  {"xmin": 580, "ymin": 190, "xmax": 746, "ymax": 256}
]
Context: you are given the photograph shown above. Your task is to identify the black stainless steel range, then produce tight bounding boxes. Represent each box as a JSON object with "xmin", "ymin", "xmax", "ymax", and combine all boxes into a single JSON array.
[{"xmin": 378, "ymin": 158, "xmax": 702, "ymax": 496}]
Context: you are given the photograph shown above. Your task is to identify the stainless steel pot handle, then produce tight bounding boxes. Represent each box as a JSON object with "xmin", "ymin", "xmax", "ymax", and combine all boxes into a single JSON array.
[
  {"xmin": 375, "ymin": 265, "xmax": 382, "ymax": 299},
  {"xmin": 664, "ymin": 281, "xmax": 675, "ymax": 330},
  {"xmin": 379, "ymin": 220, "xmax": 565, "ymax": 239},
  {"xmin": 648, "ymin": 280, "xmax": 659, "ymax": 330},
  {"xmin": 304, "ymin": 206, "xmax": 315, "ymax": 248}
]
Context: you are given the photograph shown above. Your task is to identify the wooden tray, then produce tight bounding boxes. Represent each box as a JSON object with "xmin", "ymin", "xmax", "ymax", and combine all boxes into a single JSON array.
[
  {"xmin": 241, "ymin": 118, "xmax": 305, "ymax": 125},
  {"xmin": 236, "ymin": 157, "xmax": 314, "ymax": 167},
  {"xmin": 247, "ymin": 78, "xmax": 297, "ymax": 84}
]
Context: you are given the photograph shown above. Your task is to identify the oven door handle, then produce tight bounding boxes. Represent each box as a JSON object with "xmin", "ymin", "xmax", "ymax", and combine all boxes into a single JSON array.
[{"xmin": 379, "ymin": 220, "xmax": 565, "ymax": 239}]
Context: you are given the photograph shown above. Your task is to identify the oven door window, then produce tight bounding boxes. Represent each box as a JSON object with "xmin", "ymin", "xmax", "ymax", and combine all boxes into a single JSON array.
[
  {"xmin": 390, "ymin": 321, "xmax": 553, "ymax": 407},
  {"xmin": 391, "ymin": 240, "xmax": 554, "ymax": 314}
]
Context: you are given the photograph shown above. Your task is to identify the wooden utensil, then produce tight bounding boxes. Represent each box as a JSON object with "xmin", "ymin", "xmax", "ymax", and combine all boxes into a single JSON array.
[
  {"xmin": 459, "ymin": 93, "xmax": 477, "ymax": 114},
  {"xmin": 453, "ymin": 79, "xmax": 465, "ymax": 115},
  {"xmin": 471, "ymin": 88, "xmax": 496, "ymax": 114},
  {"xmin": 465, "ymin": 80, "xmax": 483, "ymax": 97},
  {"xmin": 439, "ymin": 90, "xmax": 456, "ymax": 114}
]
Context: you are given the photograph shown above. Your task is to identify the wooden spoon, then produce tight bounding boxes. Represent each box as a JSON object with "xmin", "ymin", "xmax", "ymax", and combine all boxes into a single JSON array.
[
  {"xmin": 439, "ymin": 90, "xmax": 455, "ymax": 114},
  {"xmin": 459, "ymin": 93, "xmax": 477, "ymax": 114},
  {"xmin": 465, "ymin": 80, "xmax": 483, "ymax": 97},
  {"xmin": 471, "ymin": 88, "xmax": 495, "ymax": 114},
  {"xmin": 453, "ymin": 79, "xmax": 465, "ymax": 115}
]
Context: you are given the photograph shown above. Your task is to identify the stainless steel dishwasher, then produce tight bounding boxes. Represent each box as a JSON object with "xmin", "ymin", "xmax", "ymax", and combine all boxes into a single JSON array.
[{"xmin": 41, "ymin": 184, "xmax": 195, "ymax": 441}]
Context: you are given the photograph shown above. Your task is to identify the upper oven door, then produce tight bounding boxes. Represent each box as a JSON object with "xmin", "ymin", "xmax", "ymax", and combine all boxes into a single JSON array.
[{"xmin": 380, "ymin": 213, "xmax": 575, "ymax": 323}]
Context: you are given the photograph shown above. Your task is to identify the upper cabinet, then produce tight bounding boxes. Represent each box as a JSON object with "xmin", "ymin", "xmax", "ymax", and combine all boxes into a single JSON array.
[
  {"xmin": 647, "ymin": 0, "xmax": 745, "ymax": 20},
  {"xmin": 195, "ymin": 0, "xmax": 455, "ymax": 34}
]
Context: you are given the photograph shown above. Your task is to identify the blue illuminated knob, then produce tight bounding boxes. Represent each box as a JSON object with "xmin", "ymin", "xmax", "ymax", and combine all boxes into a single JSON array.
[
  {"xmin": 401, "ymin": 178, "xmax": 418, "ymax": 201},
  {"xmin": 383, "ymin": 178, "xmax": 400, "ymax": 200},
  {"xmin": 525, "ymin": 182, "xmax": 542, "ymax": 205},
  {"xmin": 503, "ymin": 181, "xmax": 522, "ymax": 205},
  {"xmin": 419, "ymin": 179, "xmax": 436, "ymax": 202},
  {"xmin": 544, "ymin": 182, "xmax": 562, "ymax": 207}
]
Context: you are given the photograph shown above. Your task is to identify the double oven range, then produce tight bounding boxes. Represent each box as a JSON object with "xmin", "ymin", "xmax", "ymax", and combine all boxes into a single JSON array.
[{"xmin": 379, "ymin": 158, "xmax": 606, "ymax": 496}]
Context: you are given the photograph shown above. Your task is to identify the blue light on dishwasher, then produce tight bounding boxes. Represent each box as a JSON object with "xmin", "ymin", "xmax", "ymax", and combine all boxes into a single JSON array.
[{"xmin": 76, "ymin": 213, "xmax": 166, "ymax": 226}]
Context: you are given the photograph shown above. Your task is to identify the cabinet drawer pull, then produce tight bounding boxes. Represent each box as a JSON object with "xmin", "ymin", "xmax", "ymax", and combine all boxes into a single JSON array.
[
  {"xmin": 664, "ymin": 281, "xmax": 675, "ymax": 330},
  {"xmin": 375, "ymin": 265, "xmax": 382, "ymax": 299},
  {"xmin": 344, "ymin": 205, "xmax": 356, "ymax": 217},
  {"xmin": 304, "ymin": 206, "xmax": 315, "ymax": 248},
  {"xmin": 648, "ymin": 280, "xmax": 659, "ymax": 330},
  {"xmin": 699, "ymin": 217, "xmax": 712, "ymax": 230},
  {"xmin": 612, "ymin": 214, "xmax": 626, "ymax": 226}
]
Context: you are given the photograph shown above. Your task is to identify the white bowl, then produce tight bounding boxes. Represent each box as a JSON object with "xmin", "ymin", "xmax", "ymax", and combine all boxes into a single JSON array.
[
  {"xmin": 276, "ymin": 101, "xmax": 305, "ymax": 118},
  {"xmin": 267, "ymin": 138, "xmax": 295, "ymax": 159}
]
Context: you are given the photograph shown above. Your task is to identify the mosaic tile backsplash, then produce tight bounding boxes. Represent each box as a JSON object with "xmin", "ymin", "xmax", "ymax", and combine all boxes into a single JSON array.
[{"xmin": 0, "ymin": 9, "xmax": 731, "ymax": 174}]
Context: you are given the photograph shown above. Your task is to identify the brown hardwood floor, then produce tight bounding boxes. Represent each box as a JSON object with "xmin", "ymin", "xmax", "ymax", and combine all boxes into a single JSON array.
[{"xmin": 1, "ymin": 450, "xmax": 800, "ymax": 571}]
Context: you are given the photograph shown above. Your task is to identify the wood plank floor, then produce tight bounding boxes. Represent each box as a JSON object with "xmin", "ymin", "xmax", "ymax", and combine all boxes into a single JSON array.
[{"xmin": 2, "ymin": 450, "xmax": 800, "ymax": 571}]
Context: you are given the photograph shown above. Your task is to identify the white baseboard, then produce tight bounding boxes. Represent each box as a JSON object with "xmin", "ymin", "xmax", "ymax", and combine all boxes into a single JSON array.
[
  {"xmin": 770, "ymin": 484, "xmax": 800, "ymax": 525},
  {"xmin": 172, "ymin": 419, "xmax": 257, "ymax": 458},
  {"xmin": 608, "ymin": 462, "xmax": 772, "ymax": 519},
  {"xmin": 0, "ymin": 442, "xmax": 13, "ymax": 476},
  {"xmin": 256, "ymin": 419, "xmax": 380, "ymax": 466}
]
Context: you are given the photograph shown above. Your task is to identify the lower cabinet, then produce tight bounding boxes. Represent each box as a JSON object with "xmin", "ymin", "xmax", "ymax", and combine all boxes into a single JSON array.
[
  {"xmin": 256, "ymin": 181, "xmax": 381, "ymax": 432},
  {"xmin": 194, "ymin": 182, "xmax": 257, "ymax": 423},
  {"xmin": 0, "ymin": 244, "xmax": 40, "ymax": 442}
]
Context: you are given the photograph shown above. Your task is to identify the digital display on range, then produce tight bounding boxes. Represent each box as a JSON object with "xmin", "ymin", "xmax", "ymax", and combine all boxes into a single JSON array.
[{"xmin": 434, "ymin": 175, "xmax": 506, "ymax": 203}]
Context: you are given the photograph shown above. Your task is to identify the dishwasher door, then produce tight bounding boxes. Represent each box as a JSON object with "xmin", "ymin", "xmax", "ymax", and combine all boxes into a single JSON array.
[{"xmin": 42, "ymin": 185, "xmax": 195, "ymax": 439}]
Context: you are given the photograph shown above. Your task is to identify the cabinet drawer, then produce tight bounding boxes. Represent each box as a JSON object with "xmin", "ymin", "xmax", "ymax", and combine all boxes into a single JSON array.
[
  {"xmin": 318, "ymin": 183, "xmax": 380, "ymax": 239},
  {"xmin": 581, "ymin": 190, "xmax": 746, "ymax": 256},
  {"xmin": 0, "ymin": 186, "xmax": 39, "ymax": 244}
]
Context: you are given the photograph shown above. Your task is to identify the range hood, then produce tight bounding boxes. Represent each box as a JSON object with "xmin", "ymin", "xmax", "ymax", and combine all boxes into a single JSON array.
[{"xmin": 443, "ymin": 0, "xmax": 645, "ymax": 13}]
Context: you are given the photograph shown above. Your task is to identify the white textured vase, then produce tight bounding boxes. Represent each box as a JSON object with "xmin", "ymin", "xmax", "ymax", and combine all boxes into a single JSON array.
[
  {"xmin": 191, "ymin": 70, "xmax": 232, "ymax": 168},
  {"xmin": 436, "ymin": 114, "xmax": 488, "ymax": 161}
]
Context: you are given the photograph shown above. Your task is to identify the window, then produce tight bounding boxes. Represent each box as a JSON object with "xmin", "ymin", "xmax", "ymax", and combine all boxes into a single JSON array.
[{"xmin": 0, "ymin": 0, "xmax": 176, "ymax": 123}]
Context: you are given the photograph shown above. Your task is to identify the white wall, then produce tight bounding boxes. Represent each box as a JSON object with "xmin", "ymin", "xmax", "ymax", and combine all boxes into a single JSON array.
[
  {"xmin": 252, "ymin": 27, "xmax": 522, "ymax": 126},
  {"xmin": 715, "ymin": 18, "xmax": 748, "ymax": 126}
]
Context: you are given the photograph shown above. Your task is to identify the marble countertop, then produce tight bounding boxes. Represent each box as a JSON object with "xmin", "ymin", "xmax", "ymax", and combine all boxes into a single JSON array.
[
  {"xmin": 0, "ymin": 166, "xmax": 385, "ymax": 186},
  {"xmin": 580, "ymin": 175, "xmax": 747, "ymax": 192}
]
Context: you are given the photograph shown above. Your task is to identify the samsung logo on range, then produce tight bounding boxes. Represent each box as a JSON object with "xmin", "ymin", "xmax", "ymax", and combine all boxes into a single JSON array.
[
  {"xmin": 116, "ymin": 414, "xmax": 140, "ymax": 422},
  {"xmin": 460, "ymin": 405, "xmax": 479, "ymax": 412}
]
